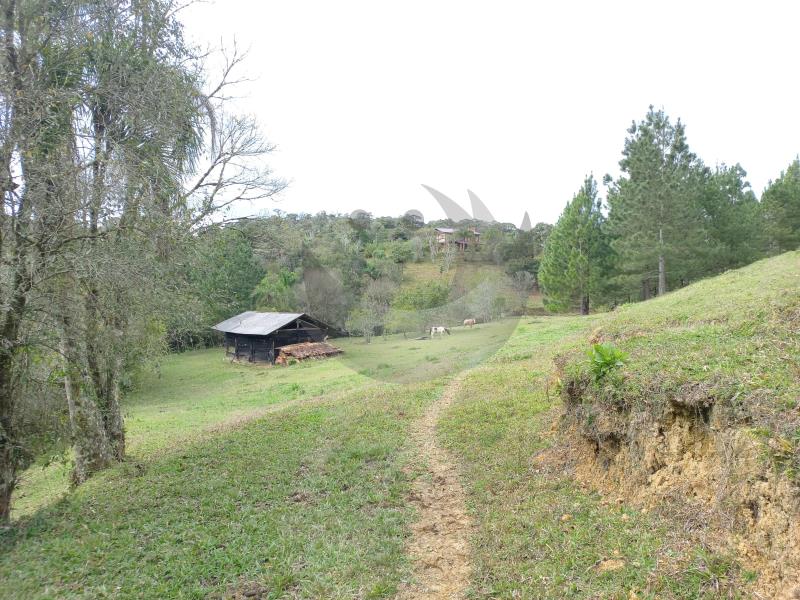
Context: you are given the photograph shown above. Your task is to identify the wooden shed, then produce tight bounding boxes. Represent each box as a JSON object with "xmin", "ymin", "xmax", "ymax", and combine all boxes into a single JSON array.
[{"xmin": 212, "ymin": 312, "xmax": 337, "ymax": 364}]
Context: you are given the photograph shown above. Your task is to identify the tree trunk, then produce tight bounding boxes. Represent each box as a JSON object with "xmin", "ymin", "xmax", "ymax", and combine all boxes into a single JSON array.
[
  {"xmin": 657, "ymin": 255, "xmax": 667, "ymax": 295},
  {"xmin": 59, "ymin": 320, "xmax": 113, "ymax": 485},
  {"xmin": 657, "ymin": 228, "xmax": 667, "ymax": 295},
  {"xmin": 103, "ymin": 357, "xmax": 125, "ymax": 461},
  {"xmin": 580, "ymin": 295, "xmax": 590, "ymax": 315},
  {"xmin": 0, "ymin": 270, "xmax": 32, "ymax": 523},
  {"xmin": 0, "ymin": 421, "xmax": 18, "ymax": 523},
  {"xmin": 0, "ymin": 330, "xmax": 20, "ymax": 524}
]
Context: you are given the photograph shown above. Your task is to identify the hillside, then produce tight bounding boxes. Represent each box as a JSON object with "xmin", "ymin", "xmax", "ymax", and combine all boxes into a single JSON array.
[
  {"xmin": 1, "ymin": 253, "xmax": 797, "ymax": 599},
  {"xmin": 555, "ymin": 251, "xmax": 800, "ymax": 596}
]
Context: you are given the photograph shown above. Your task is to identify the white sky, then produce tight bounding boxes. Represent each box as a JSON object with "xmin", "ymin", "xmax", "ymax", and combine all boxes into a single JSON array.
[{"xmin": 181, "ymin": 0, "xmax": 800, "ymax": 226}]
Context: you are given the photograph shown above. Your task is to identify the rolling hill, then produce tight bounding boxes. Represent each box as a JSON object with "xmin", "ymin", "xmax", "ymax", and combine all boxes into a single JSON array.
[{"xmin": 1, "ymin": 252, "xmax": 797, "ymax": 599}]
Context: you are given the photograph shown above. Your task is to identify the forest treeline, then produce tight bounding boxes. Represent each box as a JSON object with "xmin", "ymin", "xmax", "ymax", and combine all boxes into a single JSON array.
[
  {"xmin": 175, "ymin": 213, "xmax": 551, "ymax": 347},
  {"xmin": 540, "ymin": 107, "xmax": 800, "ymax": 314},
  {"xmin": 1, "ymin": 1, "xmax": 798, "ymax": 523}
]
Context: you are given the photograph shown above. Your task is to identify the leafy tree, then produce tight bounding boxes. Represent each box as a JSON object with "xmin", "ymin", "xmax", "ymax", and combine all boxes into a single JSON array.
[
  {"xmin": 511, "ymin": 271, "xmax": 536, "ymax": 313},
  {"xmin": 188, "ymin": 229, "xmax": 263, "ymax": 329},
  {"xmin": 388, "ymin": 241, "xmax": 414, "ymax": 263},
  {"xmin": 497, "ymin": 223, "xmax": 552, "ymax": 282},
  {"xmin": 762, "ymin": 158, "xmax": 800, "ymax": 253},
  {"xmin": 393, "ymin": 281, "xmax": 450, "ymax": 332},
  {"xmin": 606, "ymin": 107, "xmax": 708, "ymax": 298},
  {"xmin": 296, "ymin": 267, "xmax": 353, "ymax": 329},
  {"xmin": 427, "ymin": 231, "xmax": 439, "ymax": 262},
  {"xmin": 345, "ymin": 276, "xmax": 397, "ymax": 340},
  {"xmin": 361, "ymin": 278, "xmax": 396, "ymax": 335},
  {"xmin": 393, "ymin": 282, "xmax": 450, "ymax": 312},
  {"xmin": 698, "ymin": 164, "xmax": 767, "ymax": 271},
  {"xmin": 0, "ymin": 0, "xmax": 282, "ymax": 517},
  {"xmin": 252, "ymin": 269, "xmax": 298, "ymax": 312},
  {"xmin": 346, "ymin": 305, "xmax": 380, "ymax": 343},
  {"xmin": 441, "ymin": 242, "xmax": 457, "ymax": 272},
  {"xmin": 467, "ymin": 278, "xmax": 506, "ymax": 323},
  {"xmin": 410, "ymin": 236, "xmax": 425, "ymax": 261},
  {"xmin": 385, "ymin": 308, "xmax": 419, "ymax": 338},
  {"xmin": 539, "ymin": 176, "xmax": 612, "ymax": 314}
]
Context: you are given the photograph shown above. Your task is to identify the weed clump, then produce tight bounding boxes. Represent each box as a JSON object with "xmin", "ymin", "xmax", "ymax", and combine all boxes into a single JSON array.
[{"xmin": 588, "ymin": 343, "xmax": 627, "ymax": 383}]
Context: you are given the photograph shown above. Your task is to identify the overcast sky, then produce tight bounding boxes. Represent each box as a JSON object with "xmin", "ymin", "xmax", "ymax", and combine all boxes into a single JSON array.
[{"xmin": 181, "ymin": 1, "xmax": 800, "ymax": 226}]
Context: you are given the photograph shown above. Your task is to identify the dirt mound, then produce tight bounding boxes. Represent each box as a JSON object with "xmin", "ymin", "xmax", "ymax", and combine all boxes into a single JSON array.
[{"xmin": 562, "ymin": 387, "xmax": 800, "ymax": 598}]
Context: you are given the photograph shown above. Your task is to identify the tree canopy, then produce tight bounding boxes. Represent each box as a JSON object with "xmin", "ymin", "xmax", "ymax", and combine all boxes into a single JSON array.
[{"xmin": 539, "ymin": 176, "xmax": 612, "ymax": 314}]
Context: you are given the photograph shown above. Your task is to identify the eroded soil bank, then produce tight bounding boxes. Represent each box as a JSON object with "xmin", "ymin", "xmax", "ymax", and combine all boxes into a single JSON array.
[{"xmin": 562, "ymin": 386, "xmax": 800, "ymax": 599}]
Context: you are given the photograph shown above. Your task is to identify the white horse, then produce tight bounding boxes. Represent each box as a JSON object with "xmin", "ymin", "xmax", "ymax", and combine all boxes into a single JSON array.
[
  {"xmin": 430, "ymin": 326, "xmax": 450, "ymax": 337},
  {"xmin": 463, "ymin": 318, "xmax": 476, "ymax": 328}
]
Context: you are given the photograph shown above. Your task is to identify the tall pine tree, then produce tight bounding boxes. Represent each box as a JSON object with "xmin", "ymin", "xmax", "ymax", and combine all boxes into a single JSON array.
[
  {"xmin": 606, "ymin": 107, "xmax": 708, "ymax": 299},
  {"xmin": 539, "ymin": 176, "xmax": 612, "ymax": 314}
]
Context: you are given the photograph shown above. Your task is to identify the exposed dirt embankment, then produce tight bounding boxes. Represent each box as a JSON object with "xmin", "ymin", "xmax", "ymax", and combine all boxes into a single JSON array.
[{"xmin": 560, "ymin": 369, "xmax": 800, "ymax": 599}]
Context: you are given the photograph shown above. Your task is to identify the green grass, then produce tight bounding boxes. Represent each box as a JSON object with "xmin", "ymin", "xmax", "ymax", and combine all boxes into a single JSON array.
[
  {"xmin": 336, "ymin": 318, "xmax": 521, "ymax": 383},
  {"xmin": 439, "ymin": 316, "xmax": 749, "ymax": 598},
  {"xmin": 560, "ymin": 251, "xmax": 800, "ymax": 472},
  {"xmin": 12, "ymin": 350, "xmax": 367, "ymax": 519},
  {"xmin": 2, "ymin": 382, "xmax": 440, "ymax": 598},
  {"xmin": 6, "ymin": 253, "xmax": 796, "ymax": 598},
  {"xmin": 12, "ymin": 319, "xmax": 524, "ymax": 520}
]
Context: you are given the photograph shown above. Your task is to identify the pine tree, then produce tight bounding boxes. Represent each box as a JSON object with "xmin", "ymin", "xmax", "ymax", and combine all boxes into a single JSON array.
[
  {"xmin": 606, "ymin": 107, "xmax": 708, "ymax": 299},
  {"xmin": 539, "ymin": 176, "xmax": 612, "ymax": 314},
  {"xmin": 699, "ymin": 163, "xmax": 767, "ymax": 272},
  {"xmin": 762, "ymin": 158, "xmax": 800, "ymax": 253}
]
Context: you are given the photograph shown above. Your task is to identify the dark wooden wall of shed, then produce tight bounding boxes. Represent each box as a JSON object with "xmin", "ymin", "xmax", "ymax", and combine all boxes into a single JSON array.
[
  {"xmin": 226, "ymin": 334, "xmax": 275, "ymax": 363},
  {"xmin": 224, "ymin": 321, "xmax": 326, "ymax": 363}
]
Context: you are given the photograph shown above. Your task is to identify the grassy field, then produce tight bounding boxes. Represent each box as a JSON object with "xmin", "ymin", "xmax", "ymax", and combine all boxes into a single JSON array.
[
  {"xmin": 5, "ymin": 251, "xmax": 796, "ymax": 599},
  {"xmin": 337, "ymin": 319, "xmax": 521, "ymax": 383},
  {"xmin": 12, "ymin": 319, "xmax": 520, "ymax": 519},
  {"xmin": 5, "ymin": 381, "xmax": 441, "ymax": 598},
  {"xmin": 11, "ymin": 350, "xmax": 366, "ymax": 520}
]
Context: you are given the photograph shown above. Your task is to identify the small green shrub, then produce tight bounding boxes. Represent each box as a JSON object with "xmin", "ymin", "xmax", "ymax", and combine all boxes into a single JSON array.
[{"xmin": 587, "ymin": 343, "xmax": 627, "ymax": 382}]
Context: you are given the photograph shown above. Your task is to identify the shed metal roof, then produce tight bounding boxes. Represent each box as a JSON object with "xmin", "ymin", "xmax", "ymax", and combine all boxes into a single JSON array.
[{"xmin": 212, "ymin": 311, "xmax": 307, "ymax": 336}]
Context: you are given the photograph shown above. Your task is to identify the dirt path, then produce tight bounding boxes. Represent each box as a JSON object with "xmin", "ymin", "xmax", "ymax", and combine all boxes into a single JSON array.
[{"xmin": 398, "ymin": 378, "xmax": 472, "ymax": 600}]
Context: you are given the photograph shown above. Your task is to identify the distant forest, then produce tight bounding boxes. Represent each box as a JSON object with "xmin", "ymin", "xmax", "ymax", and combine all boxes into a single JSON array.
[
  {"xmin": 177, "ymin": 212, "xmax": 553, "ymax": 347},
  {"xmin": 181, "ymin": 106, "xmax": 800, "ymax": 345}
]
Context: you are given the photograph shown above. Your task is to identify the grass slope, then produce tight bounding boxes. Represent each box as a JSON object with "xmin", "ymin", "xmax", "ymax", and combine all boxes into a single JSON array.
[
  {"xmin": 439, "ymin": 317, "xmax": 750, "ymax": 598},
  {"xmin": 12, "ymin": 351, "xmax": 366, "ymax": 519},
  {"xmin": 562, "ymin": 251, "xmax": 800, "ymax": 471},
  {"xmin": 5, "ymin": 378, "xmax": 440, "ymax": 598},
  {"xmin": 6, "ymin": 252, "xmax": 796, "ymax": 598},
  {"xmin": 14, "ymin": 319, "xmax": 521, "ymax": 518}
]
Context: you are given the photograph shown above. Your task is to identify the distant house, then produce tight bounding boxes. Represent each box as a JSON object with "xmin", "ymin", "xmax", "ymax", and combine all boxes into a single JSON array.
[
  {"xmin": 213, "ymin": 312, "xmax": 338, "ymax": 364},
  {"xmin": 435, "ymin": 227, "xmax": 455, "ymax": 244},
  {"xmin": 455, "ymin": 227, "xmax": 481, "ymax": 250},
  {"xmin": 436, "ymin": 226, "xmax": 482, "ymax": 249}
]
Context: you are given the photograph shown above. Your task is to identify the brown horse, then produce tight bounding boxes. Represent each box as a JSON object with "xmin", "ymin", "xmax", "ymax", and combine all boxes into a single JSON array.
[{"xmin": 463, "ymin": 318, "xmax": 476, "ymax": 328}]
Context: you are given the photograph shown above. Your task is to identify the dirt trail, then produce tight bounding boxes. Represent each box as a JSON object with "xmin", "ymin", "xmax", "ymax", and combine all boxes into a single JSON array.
[{"xmin": 398, "ymin": 378, "xmax": 472, "ymax": 600}]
